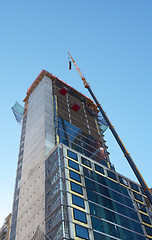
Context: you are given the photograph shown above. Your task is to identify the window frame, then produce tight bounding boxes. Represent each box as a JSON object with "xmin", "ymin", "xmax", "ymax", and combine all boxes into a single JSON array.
[
  {"xmin": 70, "ymin": 181, "xmax": 83, "ymax": 195},
  {"xmin": 69, "ymin": 169, "xmax": 81, "ymax": 182},
  {"xmin": 68, "ymin": 159, "xmax": 80, "ymax": 171},
  {"xmin": 81, "ymin": 157, "xmax": 91, "ymax": 168},
  {"xmin": 73, "ymin": 208, "xmax": 87, "ymax": 223},
  {"xmin": 94, "ymin": 163, "xmax": 105, "ymax": 175},
  {"xmin": 67, "ymin": 149, "xmax": 78, "ymax": 161},
  {"xmin": 75, "ymin": 224, "xmax": 89, "ymax": 240},
  {"xmin": 72, "ymin": 194, "xmax": 85, "ymax": 209},
  {"xmin": 107, "ymin": 170, "xmax": 117, "ymax": 182}
]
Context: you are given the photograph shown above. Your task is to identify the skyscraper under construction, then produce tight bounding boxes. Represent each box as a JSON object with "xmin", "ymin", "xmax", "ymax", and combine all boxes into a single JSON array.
[{"xmin": 10, "ymin": 70, "xmax": 152, "ymax": 240}]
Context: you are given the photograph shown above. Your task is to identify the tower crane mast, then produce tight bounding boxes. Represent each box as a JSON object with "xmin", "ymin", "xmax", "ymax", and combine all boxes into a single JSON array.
[{"xmin": 68, "ymin": 52, "xmax": 152, "ymax": 206}]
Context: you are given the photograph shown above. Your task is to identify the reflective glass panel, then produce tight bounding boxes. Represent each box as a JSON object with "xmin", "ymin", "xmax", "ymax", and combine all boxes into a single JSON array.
[
  {"xmin": 107, "ymin": 170, "xmax": 117, "ymax": 181},
  {"xmin": 91, "ymin": 216, "xmax": 120, "ymax": 238},
  {"xmin": 130, "ymin": 182, "xmax": 140, "ymax": 192},
  {"xmin": 67, "ymin": 149, "xmax": 78, "ymax": 161},
  {"xmin": 72, "ymin": 194, "xmax": 85, "ymax": 208},
  {"xmin": 83, "ymin": 167, "xmax": 131, "ymax": 198},
  {"xmin": 91, "ymin": 215, "xmax": 104, "ymax": 232},
  {"xmin": 73, "ymin": 208, "xmax": 87, "ymax": 223},
  {"xmin": 145, "ymin": 225, "xmax": 152, "ymax": 236},
  {"xmin": 119, "ymin": 175, "xmax": 128, "ymax": 186},
  {"xmin": 122, "ymin": 228, "xmax": 146, "ymax": 240},
  {"xmin": 93, "ymin": 231, "xmax": 118, "ymax": 240},
  {"xmin": 85, "ymin": 177, "xmax": 134, "ymax": 208},
  {"xmin": 95, "ymin": 163, "xmax": 105, "ymax": 175},
  {"xmin": 69, "ymin": 170, "xmax": 81, "ymax": 182},
  {"xmin": 81, "ymin": 157, "xmax": 91, "ymax": 168},
  {"xmin": 70, "ymin": 182, "xmax": 83, "ymax": 195},
  {"xmin": 133, "ymin": 192, "xmax": 143, "ymax": 202},
  {"xmin": 91, "ymin": 215, "xmax": 145, "ymax": 240},
  {"xmin": 87, "ymin": 189, "xmax": 139, "ymax": 221},
  {"xmin": 75, "ymin": 224, "xmax": 89, "ymax": 239},
  {"xmin": 68, "ymin": 159, "xmax": 79, "ymax": 171},
  {"xmin": 140, "ymin": 213, "xmax": 151, "ymax": 225},
  {"xmin": 58, "ymin": 117, "xmax": 107, "ymax": 163},
  {"xmin": 137, "ymin": 202, "xmax": 147, "ymax": 213}
]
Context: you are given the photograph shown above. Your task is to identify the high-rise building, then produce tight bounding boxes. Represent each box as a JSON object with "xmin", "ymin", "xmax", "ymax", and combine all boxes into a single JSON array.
[{"xmin": 10, "ymin": 70, "xmax": 152, "ymax": 240}]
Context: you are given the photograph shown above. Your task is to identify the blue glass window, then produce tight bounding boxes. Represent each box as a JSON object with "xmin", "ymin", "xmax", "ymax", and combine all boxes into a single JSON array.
[
  {"xmin": 122, "ymin": 228, "xmax": 145, "ymax": 240},
  {"xmin": 73, "ymin": 208, "xmax": 87, "ymax": 223},
  {"xmin": 67, "ymin": 149, "xmax": 78, "ymax": 161},
  {"xmin": 75, "ymin": 224, "xmax": 89, "ymax": 239},
  {"xmin": 91, "ymin": 217, "xmax": 145, "ymax": 240},
  {"xmin": 137, "ymin": 202, "xmax": 147, "ymax": 213},
  {"xmin": 87, "ymin": 189, "xmax": 139, "ymax": 221},
  {"xmin": 95, "ymin": 163, "xmax": 105, "ymax": 175},
  {"xmin": 140, "ymin": 213, "xmax": 151, "ymax": 225},
  {"xmin": 68, "ymin": 159, "xmax": 79, "ymax": 171},
  {"xmin": 119, "ymin": 176, "xmax": 128, "ymax": 186},
  {"xmin": 83, "ymin": 166, "xmax": 132, "ymax": 199},
  {"xmin": 93, "ymin": 231, "xmax": 116, "ymax": 240},
  {"xmin": 72, "ymin": 194, "xmax": 85, "ymax": 208},
  {"xmin": 89, "ymin": 202, "xmax": 144, "ymax": 234},
  {"xmin": 92, "ymin": 216, "xmax": 120, "ymax": 238},
  {"xmin": 106, "ymin": 177, "xmax": 130, "ymax": 197},
  {"xmin": 81, "ymin": 157, "xmax": 91, "ymax": 168},
  {"xmin": 58, "ymin": 117, "xmax": 107, "ymax": 163},
  {"xmin": 70, "ymin": 182, "xmax": 83, "ymax": 195},
  {"xmin": 107, "ymin": 170, "xmax": 117, "ymax": 181},
  {"xmin": 145, "ymin": 225, "xmax": 152, "ymax": 236},
  {"xmin": 83, "ymin": 167, "xmax": 94, "ymax": 179},
  {"xmin": 89, "ymin": 203, "xmax": 143, "ymax": 234},
  {"xmin": 85, "ymin": 177, "xmax": 134, "ymax": 208},
  {"xmin": 89, "ymin": 202, "xmax": 116, "ymax": 224},
  {"xmin": 133, "ymin": 192, "xmax": 143, "ymax": 202},
  {"xmin": 91, "ymin": 216, "xmax": 104, "ymax": 232},
  {"xmin": 93, "ymin": 229, "xmax": 145, "ymax": 240},
  {"xmin": 130, "ymin": 182, "xmax": 140, "ymax": 192},
  {"xmin": 69, "ymin": 170, "xmax": 81, "ymax": 182}
]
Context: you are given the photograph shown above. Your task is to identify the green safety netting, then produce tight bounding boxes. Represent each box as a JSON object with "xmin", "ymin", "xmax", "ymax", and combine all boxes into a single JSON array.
[{"xmin": 12, "ymin": 101, "xmax": 24, "ymax": 125}]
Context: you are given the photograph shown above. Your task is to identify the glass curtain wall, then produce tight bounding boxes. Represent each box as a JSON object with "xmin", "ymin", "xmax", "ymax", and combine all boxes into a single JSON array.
[
  {"xmin": 65, "ymin": 147, "xmax": 151, "ymax": 240},
  {"xmin": 58, "ymin": 117, "xmax": 108, "ymax": 166},
  {"xmin": 52, "ymin": 80, "xmax": 110, "ymax": 168}
]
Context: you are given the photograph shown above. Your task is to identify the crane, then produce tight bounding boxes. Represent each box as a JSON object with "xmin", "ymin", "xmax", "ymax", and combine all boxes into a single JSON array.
[{"xmin": 68, "ymin": 52, "xmax": 152, "ymax": 206}]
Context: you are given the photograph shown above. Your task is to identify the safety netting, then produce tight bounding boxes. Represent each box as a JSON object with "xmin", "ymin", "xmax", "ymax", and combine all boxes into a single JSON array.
[
  {"xmin": 31, "ymin": 227, "xmax": 45, "ymax": 240},
  {"xmin": 31, "ymin": 226, "xmax": 51, "ymax": 240},
  {"xmin": 98, "ymin": 113, "xmax": 108, "ymax": 132},
  {"xmin": 12, "ymin": 101, "xmax": 24, "ymax": 125}
]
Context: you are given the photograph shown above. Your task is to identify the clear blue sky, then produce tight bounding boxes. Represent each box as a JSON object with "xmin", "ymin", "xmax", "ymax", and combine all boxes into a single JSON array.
[{"xmin": 0, "ymin": 0, "xmax": 152, "ymax": 227}]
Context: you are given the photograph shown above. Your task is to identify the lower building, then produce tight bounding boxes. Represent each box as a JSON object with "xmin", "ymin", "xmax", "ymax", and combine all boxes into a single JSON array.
[
  {"xmin": 45, "ymin": 144, "xmax": 152, "ymax": 240},
  {"xmin": 0, "ymin": 214, "xmax": 12, "ymax": 240}
]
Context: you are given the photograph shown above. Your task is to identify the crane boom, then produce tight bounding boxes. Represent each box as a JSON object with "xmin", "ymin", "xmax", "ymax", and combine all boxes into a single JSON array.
[
  {"xmin": 68, "ymin": 52, "xmax": 89, "ymax": 88},
  {"xmin": 68, "ymin": 52, "xmax": 152, "ymax": 206}
]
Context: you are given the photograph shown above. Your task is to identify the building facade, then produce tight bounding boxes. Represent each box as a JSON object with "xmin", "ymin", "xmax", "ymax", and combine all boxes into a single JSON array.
[
  {"xmin": 0, "ymin": 213, "xmax": 12, "ymax": 240},
  {"xmin": 10, "ymin": 70, "xmax": 152, "ymax": 240}
]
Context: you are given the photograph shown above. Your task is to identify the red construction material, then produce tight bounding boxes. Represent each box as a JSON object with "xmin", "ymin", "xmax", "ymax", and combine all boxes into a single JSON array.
[
  {"xmin": 59, "ymin": 87, "xmax": 68, "ymax": 96},
  {"xmin": 71, "ymin": 103, "xmax": 81, "ymax": 112}
]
